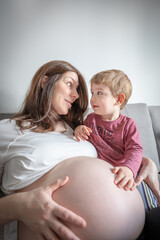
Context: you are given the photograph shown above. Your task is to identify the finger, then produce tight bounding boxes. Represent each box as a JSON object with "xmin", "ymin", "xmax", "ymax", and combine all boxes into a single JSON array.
[
  {"xmin": 75, "ymin": 132, "xmax": 88, "ymax": 141},
  {"xmin": 135, "ymin": 166, "xmax": 148, "ymax": 185},
  {"xmin": 42, "ymin": 227, "xmax": 59, "ymax": 240},
  {"xmin": 54, "ymin": 204, "xmax": 86, "ymax": 228},
  {"xmin": 87, "ymin": 127, "xmax": 92, "ymax": 133},
  {"xmin": 81, "ymin": 128, "xmax": 90, "ymax": 138},
  {"xmin": 114, "ymin": 171, "xmax": 124, "ymax": 185},
  {"xmin": 130, "ymin": 182, "xmax": 136, "ymax": 191},
  {"xmin": 82, "ymin": 135, "xmax": 89, "ymax": 140},
  {"xmin": 135, "ymin": 175, "xmax": 144, "ymax": 186},
  {"xmin": 79, "ymin": 133, "xmax": 89, "ymax": 141},
  {"xmin": 112, "ymin": 167, "xmax": 120, "ymax": 174},
  {"xmin": 83, "ymin": 127, "xmax": 92, "ymax": 136},
  {"xmin": 117, "ymin": 177, "xmax": 129, "ymax": 189},
  {"xmin": 48, "ymin": 176, "xmax": 69, "ymax": 194},
  {"xmin": 51, "ymin": 220, "xmax": 80, "ymax": 240},
  {"xmin": 74, "ymin": 134, "xmax": 80, "ymax": 142},
  {"xmin": 58, "ymin": 176, "xmax": 69, "ymax": 187},
  {"xmin": 124, "ymin": 179, "xmax": 134, "ymax": 191}
]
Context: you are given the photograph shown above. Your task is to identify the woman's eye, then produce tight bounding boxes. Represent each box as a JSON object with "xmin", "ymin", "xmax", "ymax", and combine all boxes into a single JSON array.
[{"xmin": 67, "ymin": 82, "xmax": 72, "ymax": 87}]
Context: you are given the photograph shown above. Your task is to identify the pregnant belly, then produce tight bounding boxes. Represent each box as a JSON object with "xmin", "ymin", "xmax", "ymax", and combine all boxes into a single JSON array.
[{"xmin": 20, "ymin": 156, "xmax": 145, "ymax": 240}]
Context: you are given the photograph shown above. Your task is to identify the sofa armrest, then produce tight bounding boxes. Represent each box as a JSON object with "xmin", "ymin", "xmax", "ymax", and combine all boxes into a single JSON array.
[{"xmin": 149, "ymin": 106, "xmax": 160, "ymax": 163}]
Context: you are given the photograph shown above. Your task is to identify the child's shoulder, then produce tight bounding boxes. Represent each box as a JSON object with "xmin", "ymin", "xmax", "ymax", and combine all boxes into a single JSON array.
[
  {"xmin": 85, "ymin": 112, "xmax": 96, "ymax": 120},
  {"xmin": 120, "ymin": 113, "xmax": 136, "ymax": 125}
]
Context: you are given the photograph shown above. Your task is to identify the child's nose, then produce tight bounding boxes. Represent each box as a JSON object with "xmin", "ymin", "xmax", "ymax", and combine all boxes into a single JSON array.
[{"xmin": 91, "ymin": 95, "xmax": 96, "ymax": 102}]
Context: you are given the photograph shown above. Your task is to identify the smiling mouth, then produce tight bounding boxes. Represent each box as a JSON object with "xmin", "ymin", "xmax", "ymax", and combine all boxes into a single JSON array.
[
  {"xmin": 92, "ymin": 105, "xmax": 99, "ymax": 108},
  {"xmin": 65, "ymin": 100, "xmax": 72, "ymax": 108}
]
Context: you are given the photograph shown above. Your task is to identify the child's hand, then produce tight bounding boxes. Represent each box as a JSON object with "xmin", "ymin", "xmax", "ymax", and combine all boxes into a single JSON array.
[
  {"xmin": 74, "ymin": 125, "xmax": 92, "ymax": 141},
  {"xmin": 112, "ymin": 166, "xmax": 135, "ymax": 191}
]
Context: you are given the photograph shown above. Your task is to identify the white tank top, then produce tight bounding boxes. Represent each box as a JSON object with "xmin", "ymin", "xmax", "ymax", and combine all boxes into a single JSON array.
[{"xmin": 0, "ymin": 119, "xmax": 97, "ymax": 194}]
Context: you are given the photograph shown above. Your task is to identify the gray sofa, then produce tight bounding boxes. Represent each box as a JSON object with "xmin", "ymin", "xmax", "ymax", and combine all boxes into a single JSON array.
[{"xmin": 0, "ymin": 103, "xmax": 160, "ymax": 239}]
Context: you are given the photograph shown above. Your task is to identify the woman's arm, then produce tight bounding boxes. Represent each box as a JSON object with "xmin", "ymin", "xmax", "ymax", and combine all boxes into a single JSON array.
[
  {"xmin": 0, "ymin": 176, "xmax": 86, "ymax": 240},
  {"xmin": 135, "ymin": 157, "xmax": 160, "ymax": 205}
]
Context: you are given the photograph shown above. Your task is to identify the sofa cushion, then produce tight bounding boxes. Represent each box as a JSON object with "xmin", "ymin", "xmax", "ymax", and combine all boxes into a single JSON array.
[
  {"xmin": 121, "ymin": 103, "xmax": 160, "ymax": 170},
  {"xmin": 149, "ymin": 106, "xmax": 160, "ymax": 162}
]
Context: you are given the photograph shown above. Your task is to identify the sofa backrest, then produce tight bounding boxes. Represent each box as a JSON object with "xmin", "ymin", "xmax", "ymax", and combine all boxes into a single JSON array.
[
  {"xmin": 149, "ymin": 106, "xmax": 160, "ymax": 163},
  {"xmin": 0, "ymin": 103, "xmax": 160, "ymax": 170},
  {"xmin": 121, "ymin": 103, "xmax": 160, "ymax": 170}
]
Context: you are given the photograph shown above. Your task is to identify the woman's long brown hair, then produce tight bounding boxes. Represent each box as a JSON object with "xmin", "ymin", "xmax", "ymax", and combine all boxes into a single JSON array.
[{"xmin": 13, "ymin": 60, "xmax": 88, "ymax": 132}]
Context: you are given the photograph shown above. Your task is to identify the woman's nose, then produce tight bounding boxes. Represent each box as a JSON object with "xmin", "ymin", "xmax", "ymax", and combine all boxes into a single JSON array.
[{"xmin": 72, "ymin": 89, "xmax": 79, "ymax": 100}]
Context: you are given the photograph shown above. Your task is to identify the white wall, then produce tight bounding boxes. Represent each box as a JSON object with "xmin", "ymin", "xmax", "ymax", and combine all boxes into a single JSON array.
[{"xmin": 0, "ymin": 0, "xmax": 160, "ymax": 113}]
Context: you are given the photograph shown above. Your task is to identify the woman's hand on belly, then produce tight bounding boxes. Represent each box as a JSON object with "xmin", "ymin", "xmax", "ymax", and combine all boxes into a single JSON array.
[{"xmin": 17, "ymin": 176, "xmax": 86, "ymax": 240}]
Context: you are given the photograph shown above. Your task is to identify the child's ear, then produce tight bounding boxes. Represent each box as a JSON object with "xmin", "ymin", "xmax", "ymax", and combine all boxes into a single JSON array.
[
  {"xmin": 41, "ymin": 76, "xmax": 48, "ymax": 89},
  {"xmin": 116, "ymin": 93, "xmax": 125, "ymax": 106}
]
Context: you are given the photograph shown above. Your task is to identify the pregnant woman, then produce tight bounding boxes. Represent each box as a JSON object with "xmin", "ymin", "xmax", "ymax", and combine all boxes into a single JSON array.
[{"xmin": 0, "ymin": 60, "xmax": 146, "ymax": 240}]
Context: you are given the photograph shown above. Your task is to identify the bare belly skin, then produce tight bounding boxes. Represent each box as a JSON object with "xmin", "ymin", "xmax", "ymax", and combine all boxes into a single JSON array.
[{"xmin": 18, "ymin": 157, "xmax": 145, "ymax": 240}]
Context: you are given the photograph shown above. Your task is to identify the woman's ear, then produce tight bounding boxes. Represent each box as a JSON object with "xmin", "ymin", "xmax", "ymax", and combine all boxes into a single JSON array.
[
  {"xmin": 41, "ymin": 76, "xmax": 48, "ymax": 89},
  {"xmin": 117, "ymin": 93, "xmax": 125, "ymax": 106}
]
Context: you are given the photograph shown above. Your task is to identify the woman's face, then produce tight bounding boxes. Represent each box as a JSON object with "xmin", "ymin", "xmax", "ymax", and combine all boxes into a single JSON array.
[{"xmin": 52, "ymin": 71, "xmax": 79, "ymax": 115}]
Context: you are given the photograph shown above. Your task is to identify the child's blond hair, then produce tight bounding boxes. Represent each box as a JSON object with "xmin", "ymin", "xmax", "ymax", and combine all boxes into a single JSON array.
[{"xmin": 90, "ymin": 69, "xmax": 132, "ymax": 109}]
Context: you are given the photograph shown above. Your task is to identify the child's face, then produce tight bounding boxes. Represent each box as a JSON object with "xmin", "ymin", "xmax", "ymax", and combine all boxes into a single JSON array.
[{"xmin": 90, "ymin": 82, "xmax": 118, "ymax": 117}]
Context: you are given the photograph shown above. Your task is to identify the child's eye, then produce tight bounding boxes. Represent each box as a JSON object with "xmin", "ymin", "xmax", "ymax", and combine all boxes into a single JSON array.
[{"xmin": 97, "ymin": 91, "xmax": 103, "ymax": 95}]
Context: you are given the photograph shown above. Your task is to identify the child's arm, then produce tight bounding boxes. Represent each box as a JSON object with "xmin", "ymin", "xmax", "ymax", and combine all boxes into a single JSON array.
[
  {"xmin": 112, "ymin": 166, "xmax": 136, "ymax": 191},
  {"xmin": 122, "ymin": 119, "xmax": 143, "ymax": 179},
  {"xmin": 74, "ymin": 125, "xmax": 92, "ymax": 141},
  {"xmin": 112, "ymin": 119, "xmax": 142, "ymax": 191}
]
